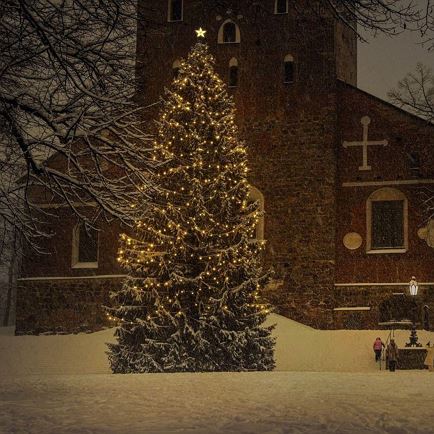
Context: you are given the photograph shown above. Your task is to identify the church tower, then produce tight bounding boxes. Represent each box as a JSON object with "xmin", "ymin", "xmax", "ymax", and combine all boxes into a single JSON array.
[{"xmin": 136, "ymin": 0, "xmax": 358, "ymax": 327}]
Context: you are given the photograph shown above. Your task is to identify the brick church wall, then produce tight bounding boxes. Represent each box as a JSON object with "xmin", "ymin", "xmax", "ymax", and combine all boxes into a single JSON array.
[
  {"xmin": 335, "ymin": 21, "xmax": 357, "ymax": 85},
  {"xmin": 19, "ymin": 1, "xmax": 434, "ymax": 333},
  {"xmin": 397, "ymin": 349, "xmax": 428, "ymax": 369},
  {"xmin": 14, "ymin": 0, "xmax": 362, "ymax": 332},
  {"xmin": 136, "ymin": 0, "xmax": 357, "ymax": 328},
  {"xmin": 15, "ymin": 276, "xmax": 123, "ymax": 335},
  {"xmin": 244, "ymin": 100, "xmax": 338, "ymax": 329},
  {"xmin": 20, "ymin": 209, "xmax": 123, "ymax": 279},
  {"xmin": 333, "ymin": 284, "xmax": 434, "ymax": 329},
  {"xmin": 334, "ymin": 83, "xmax": 434, "ymax": 327},
  {"xmin": 14, "ymin": 201, "xmax": 126, "ymax": 333}
]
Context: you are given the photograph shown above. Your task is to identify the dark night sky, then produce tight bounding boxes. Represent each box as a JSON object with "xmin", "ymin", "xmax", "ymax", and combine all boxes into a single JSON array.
[{"xmin": 358, "ymin": 13, "xmax": 434, "ymax": 101}]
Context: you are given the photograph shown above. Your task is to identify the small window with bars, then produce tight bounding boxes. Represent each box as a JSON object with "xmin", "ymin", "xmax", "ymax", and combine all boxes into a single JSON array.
[
  {"xmin": 371, "ymin": 200, "xmax": 404, "ymax": 249},
  {"xmin": 168, "ymin": 0, "xmax": 183, "ymax": 22},
  {"xmin": 275, "ymin": 0, "xmax": 288, "ymax": 14},
  {"xmin": 72, "ymin": 224, "xmax": 99, "ymax": 268},
  {"xmin": 284, "ymin": 54, "xmax": 295, "ymax": 83},
  {"xmin": 228, "ymin": 58, "xmax": 238, "ymax": 87},
  {"xmin": 223, "ymin": 22, "xmax": 236, "ymax": 43},
  {"xmin": 218, "ymin": 20, "xmax": 241, "ymax": 44}
]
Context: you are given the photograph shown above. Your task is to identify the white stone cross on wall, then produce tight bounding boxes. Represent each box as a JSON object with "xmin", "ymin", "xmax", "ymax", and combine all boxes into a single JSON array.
[{"xmin": 343, "ymin": 116, "xmax": 388, "ymax": 171}]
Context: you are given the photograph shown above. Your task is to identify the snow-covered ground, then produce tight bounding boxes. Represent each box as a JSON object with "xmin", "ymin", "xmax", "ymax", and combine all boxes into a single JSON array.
[
  {"xmin": 1, "ymin": 314, "xmax": 433, "ymax": 375},
  {"xmin": 1, "ymin": 371, "xmax": 434, "ymax": 433},
  {"xmin": 1, "ymin": 314, "xmax": 434, "ymax": 433}
]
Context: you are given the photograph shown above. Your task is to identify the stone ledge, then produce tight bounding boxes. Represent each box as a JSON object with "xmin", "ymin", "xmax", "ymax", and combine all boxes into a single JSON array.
[
  {"xmin": 15, "ymin": 278, "xmax": 122, "ymax": 335},
  {"xmin": 397, "ymin": 348, "xmax": 428, "ymax": 370}
]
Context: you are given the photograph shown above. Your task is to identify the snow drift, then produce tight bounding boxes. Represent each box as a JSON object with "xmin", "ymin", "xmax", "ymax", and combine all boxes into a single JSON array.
[{"xmin": 1, "ymin": 314, "xmax": 433, "ymax": 376}]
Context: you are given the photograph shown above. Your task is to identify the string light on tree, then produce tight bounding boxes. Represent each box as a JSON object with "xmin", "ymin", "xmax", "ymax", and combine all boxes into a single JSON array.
[{"xmin": 107, "ymin": 38, "xmax": 275, "ymax": 373}]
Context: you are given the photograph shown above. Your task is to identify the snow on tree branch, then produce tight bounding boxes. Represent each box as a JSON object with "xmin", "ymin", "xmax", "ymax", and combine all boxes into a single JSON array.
[
  {"xmin": 107, "ymin": 41, "xmax": 275, "ymax": 373},
  {"xmin": 0, "ymin": 0, "xmax": 159, "ymax": 256}
]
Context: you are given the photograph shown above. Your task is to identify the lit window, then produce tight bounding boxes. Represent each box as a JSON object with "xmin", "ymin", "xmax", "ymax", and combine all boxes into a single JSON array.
[
  {"xmin": 72, "ymin": 224, "xmax": 99, "ymax": 268},
  {"xmin": 218, "ymin": 20, "xmax": 241, "ymax": 44},
  {"xmin": 366, "ymin": 188, "xmax": 408, "ymax": 254},
  {"xmin": 172, "ymin": 59, "xmax": 181, "ymax": 78},
  {"xmin": 228, "ymin": 58, "xmax": 238, "ymax": 87},
  {"xmin": 275, "ymin": 0, "xmax": 288, "ymax": 14},
  {"xmin": 168, "ymin": 0, "xmax": 183, "ymax": 22},
  {"xmin": 284, "ymin": 54, "xmax": 295, "ymax": 83}
]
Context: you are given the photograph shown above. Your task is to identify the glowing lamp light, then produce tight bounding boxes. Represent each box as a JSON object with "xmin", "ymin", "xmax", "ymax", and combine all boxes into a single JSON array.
[{"xmin": 409, "ymin": 276, "xmax": 418, "ymax": 296}]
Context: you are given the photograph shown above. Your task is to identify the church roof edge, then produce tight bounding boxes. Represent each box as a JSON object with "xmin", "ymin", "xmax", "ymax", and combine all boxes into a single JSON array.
[{"xmin": 337, "ymin": 79, "xmax": 434, "ymax": 129}]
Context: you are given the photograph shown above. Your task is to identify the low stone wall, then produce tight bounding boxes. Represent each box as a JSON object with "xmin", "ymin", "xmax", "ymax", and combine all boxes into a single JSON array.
[
  {"xmin": 264, "ymin": 279, "xmax": 335, "ymax": 329},
  {"xmin": 332, "ymin": 308, "xmax": 378, "ymax": 330},
  {"xmin": 15, "ymin": 277, "xmax": 434, "ymax": 333},
  {"xmin": 398, "ymin": 348, "xmax": 428, "ymax": 370},
  {"xmin": 15, "ymin": 276, "xmax": 125, "ymax": 335},
  {"xmin": 333, "ymin": 285, "xmax": 434, "ymax": 330},
  {"xmin": 266, "ymin": 282, "xmax": 434, "ymax": 330}
]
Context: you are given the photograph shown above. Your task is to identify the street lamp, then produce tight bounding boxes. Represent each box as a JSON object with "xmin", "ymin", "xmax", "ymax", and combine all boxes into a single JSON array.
[
  {"xmin": 409, "ymin": 276, "xmax": 418, "ymax": 296},
  {"xmin": 405, "ymin": 276, "xmax": 422, "ymax": 348}
]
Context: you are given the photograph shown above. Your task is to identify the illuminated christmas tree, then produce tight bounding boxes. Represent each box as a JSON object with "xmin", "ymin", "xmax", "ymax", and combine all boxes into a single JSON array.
[{"xmin": 107, "ymin": 33, "xmax": 275, "ymax": 373}]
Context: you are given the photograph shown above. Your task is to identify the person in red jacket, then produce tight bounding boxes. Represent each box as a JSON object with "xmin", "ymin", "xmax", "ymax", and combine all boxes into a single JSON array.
[{"xmin": 373, "ymin": 337, "xmax": 385, "ymax": 362}]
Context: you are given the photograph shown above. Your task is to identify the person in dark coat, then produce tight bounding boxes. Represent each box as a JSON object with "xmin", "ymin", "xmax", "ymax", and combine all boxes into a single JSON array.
[
  {"xmin": 373, "ymin": 337, "xmax": 385, "ymax": 362},
  {"xmin": 424, "ymin": 343, "xmax": 433, "ymax": 372},
  {"xmin": 423, "ymin": 305, "xmax": 430, "ymax": 331},
  {"xmin": 386, "ymin": 339, "xmax": 399, "ymax": 372}
]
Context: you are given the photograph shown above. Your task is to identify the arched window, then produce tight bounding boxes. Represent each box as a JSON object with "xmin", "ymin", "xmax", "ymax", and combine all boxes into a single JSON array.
[
  {"xmin": 366, "ymin": 188, "xmax": 408, "ymax": 254},
  {"xmin": 168, "ymin": 0, "xmax": 183, "ymax": 22},
  {"xmin": 218, "ymin": 20, "xmax": 241, "ymax": 44},
  {"xmin": 275, "ymin": 0, "xmax": 288, "ymax": 14},
  {"xmin": 172, "ymin": 59, "xmax": 181, "ymax": 78},
  {"xmin": 72, "ymin": 224, "xmax": 99, "ymax": 268},
  {"xmin": 248, "ymin": 186, "xmax": 265, "ymax": 241},
  {"xmin": 228, "ymin": 58, "xmax": 238, "ymax": 87},
  {"xmin": 284, "ymin": 54, "xmax": 295, "ymax": 83}
]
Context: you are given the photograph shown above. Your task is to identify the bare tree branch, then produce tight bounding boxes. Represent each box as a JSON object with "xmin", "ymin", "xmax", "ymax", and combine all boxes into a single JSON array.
[
  {"xmin": 389, "ymin": 63, "xmax": 434, "ymax": 122},
  {"xmin": 1, "ymin": 0, "xmax": 433, "ymax": 261},
  {"xmin": 206, "ymin": 1, "xmax": 431, "ymax": 45},
  {"xmin": 0, "ymin": 0, "xmax": 160, "ymax": 257}
]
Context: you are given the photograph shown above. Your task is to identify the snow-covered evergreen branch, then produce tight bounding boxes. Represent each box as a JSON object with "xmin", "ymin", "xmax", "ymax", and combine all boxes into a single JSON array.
[{"xmin": 107, "ymin": 41, "xmax": 275, "ymax": 373}]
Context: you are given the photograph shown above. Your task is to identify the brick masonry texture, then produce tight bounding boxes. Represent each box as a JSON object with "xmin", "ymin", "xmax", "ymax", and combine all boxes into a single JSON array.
[
  {"xmin": 333, "ymin": 286, "xmax": 434, "ymax": 329},
  {"xmin": 15, "ymin": 277, "xmax": 122, "ymax": 335},
  {"xmin": 397, "ymin": 349, "xmax": 428, "ymax": 370},
  {"xmin": 333, "ymin": 83, "xmax": 434, "ymax": 329},
  {"xmin": 14, "ymin": 0, "xmax": 434, "ymax": 333},
  {"xmin": 20, "ymin": 209, "xmax": 124, "ymax": 279},
  {"xmin": 336, "ymin": 83, "xmax": 434, "ymax": 285},
  {"xmin": 135, "ymin": 0, "xmax": 357, "ymax": 329}
]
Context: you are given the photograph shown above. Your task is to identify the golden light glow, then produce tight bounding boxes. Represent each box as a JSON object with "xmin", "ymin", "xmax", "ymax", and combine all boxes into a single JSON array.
[
  {"xmin": 111, "ymin": 40, "xmax": 271, "ymax": 329},
  {"xmin": 195, "ymin": 27, "xmax": 207, "ymax": 38}
]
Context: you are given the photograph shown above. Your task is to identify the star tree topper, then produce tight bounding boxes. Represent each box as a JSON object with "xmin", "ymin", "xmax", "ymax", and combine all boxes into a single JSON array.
[{"xmin": 195, "ymin": 27, "xmax": 206, "ymax": 38}]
